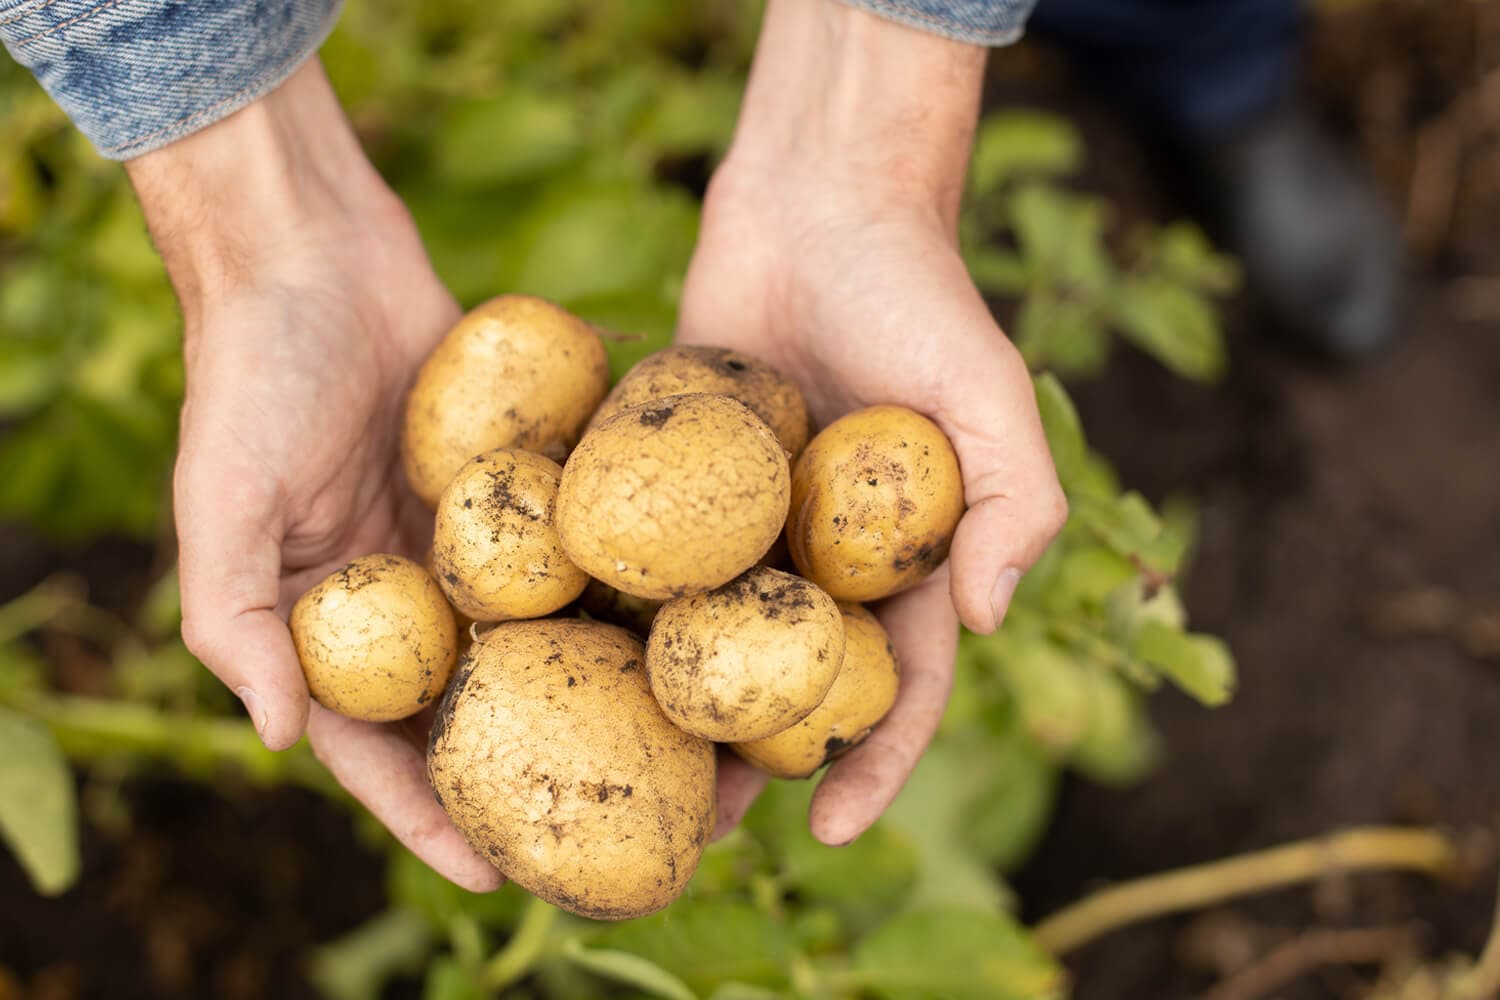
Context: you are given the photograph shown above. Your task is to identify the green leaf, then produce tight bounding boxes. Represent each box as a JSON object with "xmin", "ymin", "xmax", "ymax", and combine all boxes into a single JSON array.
[
  {"xmin": 881, "ymin": 741, "xmax": 1012, "ymax": 913},
  {"xmin": 307, "ymin": 907, "xmax": 436, "ymax": 1000},
  {"xmin": 1068, "ymin": 668, "xmax": 1159, "ymax": 786},
  {"xmin": 560, "ymin": 938, "xmax": 699, "ymax": 1000},
  {"xmin": 1139, "ymin": 222, "xmax": 1240, "ymax": 294},
  {"xmin": 422, "ymin": 956, "xmax": 488, "ymax": 1000},
  {"xmin": 1132, "ymin": 621, "xmax": 1237, "ymax": 706},
  {"xmin": 1013, "ymin": 294, "xmax": 1111, "ymax": 376},
  {"xmin": 633, "ymin": 71, "xmax": 742, "ymax": 157},
  {"xmin": 1112, "ymin": 276, "xmax": 1227, "ymax": 382},
  {"xmin": 970, "ymin": 112, "xmax": 1082, "ymax": 195},
  {"xmin": 992, "ymin": 635, "xmax": 1092, "ymax": 754},
  {"xmin": 1032, "ymin": 374, "xmax": 1087, "ymax": 487},
  {"xmin": 954, "ymin": 726, "xmax": 1059, "ymax": 872},
  {"xmin": 1070, "ymin": 490, "xmax": 1184, "ymax": 577},
  {"xmin": 1008, "ymin": 183, "xmax": 1115, "ymax": 294},
  {"xmin": 434, "ymin": 92, "xmax": 584, "ymax": 187},
  {"xmin": 599, "ymin": 900, "xmax": 792, "ymax": 996},
  {"xmin": 850, "ymin": 908, "xmax": 1066, "ymax": 1000},
  {"xmin": 0, "ymin": 707, "xmax": 80, "ymax": 895},
  {"xmin": 706, "ymin": 985, "xmax": 788, "ymax": 1000},
  {"xmin": 388, "ymin": 847, "xmax": 526, "ymax": 930},
  {"xmin": 743, "ymin": 780, "xmax": 917, "ymax": 923},
  {"xmin": 964, "ymin": 247, "xmax": 1029, "ymax": 295}
]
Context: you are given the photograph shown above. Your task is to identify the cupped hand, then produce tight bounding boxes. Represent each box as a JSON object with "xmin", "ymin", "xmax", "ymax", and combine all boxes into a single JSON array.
[
  {"xmin": 679, "ymin": 160, "xmax": 1067, "ymax": 846},
  {"xmin": 130, "ymin": 60, "xmax": 503, "ymax": 890}
]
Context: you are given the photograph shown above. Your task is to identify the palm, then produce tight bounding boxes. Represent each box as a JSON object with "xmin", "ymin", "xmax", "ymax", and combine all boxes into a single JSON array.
[{"xmin": 676, "ymin": 167, "xmax": 1066, "ymax": 845}]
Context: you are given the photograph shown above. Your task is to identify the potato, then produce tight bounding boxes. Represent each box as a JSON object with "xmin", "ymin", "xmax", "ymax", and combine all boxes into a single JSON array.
[
  {"xmin": 402, "ymin": 295, "xmax": 609, "ymax": 507},
  {"xmin": 557, "ymin": 393, "xmax": 791, "ymax": 600},
  {"xmin": 290, "ymin": 554, "xmax": 457, "ymax": 722},
  {"xmin": 788, "ymin": 405, "xmax": 965, "ymax": 602},
  {"xmin": 646, "ymin": 567, "xmax": 845, "ymax": 742},
  {"xmin": 734, "ymin": 603, "xmax": 899, "ymax": 778},
  {"xmin": 432, "ymin": 449, "xmax": 587, "ymax": 622},
  {"xmin": 427, "ymin": 620, "xmax": 715, "ymax": 919},
  {"xmin": 589, "ymin": 346, "xmax": 811, "ymax": 460},
  {"xmin": 578, "ymin": 579, "xmax": 663, "ymax": 636}
]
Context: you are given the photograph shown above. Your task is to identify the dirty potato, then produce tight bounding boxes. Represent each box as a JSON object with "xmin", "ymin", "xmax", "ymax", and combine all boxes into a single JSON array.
[
  {"xmin": 557, "ymin": 393, "xmax": 791, "ymax": 600},
  {"xmin": 432, "ymin": 449, "xmax": 587, "ymax": 622},
  {"xmin": 427, "ymin": 620, "xmax": 715, "ymax": 920},
  {"xmin": 589, "ymin": 345, "xmax": 811, "ymax": 460},
  {"xmin": 646, "ymin": 567, "xmax": 845, "ymax": 742},
  {"xmin": 402, "ymin": 295, "xmax": 609, "ymax": 507},
  {"xmin": 290, "ymin": 554, "xmax": 457, "ymax": 722},
  {"xmin": 788, "ymin": 405, "xmax": 965, "ymax": 602},
  {"xmin": 734, "ymin": 603, "xmax": 900, "ymax": 778}
]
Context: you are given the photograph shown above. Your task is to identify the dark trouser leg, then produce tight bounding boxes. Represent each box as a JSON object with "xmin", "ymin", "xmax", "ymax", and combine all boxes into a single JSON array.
[{"xmin": 1027, "ymin": 0, "xmax": 1304, "ymax": 136}]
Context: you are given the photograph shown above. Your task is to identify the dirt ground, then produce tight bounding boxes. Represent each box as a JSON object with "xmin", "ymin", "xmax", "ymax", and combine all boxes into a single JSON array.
[
  {"xmin": 1013, "ymin": 2, "xmax": 1500, "ymax": 996},
  {"xmin": 2, "ymin": 3, "xmax": 1498, "ymax": 999}
]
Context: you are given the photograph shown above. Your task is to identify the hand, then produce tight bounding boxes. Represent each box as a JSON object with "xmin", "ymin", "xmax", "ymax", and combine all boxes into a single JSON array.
[
  {"xmin": 680, "ymin": 0, "xmax": 1068, "ymax": 846},
  {"xmin": 129, "ymin": 60, "xmax": 499, "ymax": 891}
]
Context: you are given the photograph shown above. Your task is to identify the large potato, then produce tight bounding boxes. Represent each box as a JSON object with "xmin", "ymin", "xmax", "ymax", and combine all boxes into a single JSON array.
[
  {"xmin": 646, "ymin": 567, "xmax": 845, "ymax": 742},
  {"xmin": 402, "ymin": 295, "xmax": 609, "ymax": 507},
  {"xmin": 432, "ymin": 449, "xmax": 587, "ymax": 622},
  {"xmin": 427, "ymin": 620, "xmax": 715, "ymax": 920},
  {"xmin": 734, "ymin": 603, "xmax": 900, "ymax": 778},
  {"xmin": 788, "ymin": 405, "xmax": 965, "ymax": 602},
  {"xmin": 290, "ymin": 555, "xmax": 457, "ymax": 722},
  {"xmin": 589, "ymin": 346, "xmax": 811, "ymax": 460},
  {"xmin": 557, "ymin": 393, "xmax": 791, "ymax": 600}
]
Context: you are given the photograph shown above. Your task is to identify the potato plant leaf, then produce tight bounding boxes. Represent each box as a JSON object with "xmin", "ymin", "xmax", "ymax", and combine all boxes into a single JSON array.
[
  {"xmin": 1133, "ymin": 621, "xmax": 1238, "ymax": 706},
  {"xmin": 0, "ymin": 706, "xmax": 79, "ymax": 895},
  {"xmin": 560, "ymin": 938, "xmax": 699, "ymax": 1000},
  {"xmin": 850, "ymin": 908, "xmax": 1066, "ymax": 1000}
]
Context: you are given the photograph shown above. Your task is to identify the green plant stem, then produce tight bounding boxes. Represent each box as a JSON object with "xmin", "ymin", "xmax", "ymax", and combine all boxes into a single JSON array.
[
  {"xmin": 0, "ymin": 576, "xmax": 83, "ymax": 646},
  {"xmin": 484, "ymin": 895, "xmax": 558, "ymax": 990},
  {"xmin": 1032, "ymin": 827, "xmax": 1460, "ymax": 957},
  {"xmin": 3, "ymin": 692, "xmax": 340, "ymax": 797}
]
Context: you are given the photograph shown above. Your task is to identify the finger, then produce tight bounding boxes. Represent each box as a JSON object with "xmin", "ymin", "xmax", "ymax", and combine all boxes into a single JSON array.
[
  {"xmin": 307, "ymin": 704, "xmax": 504, "ymax": 893},
  {"xmin": 175, "ymin": 446, "xmax": 310, "ymax": 750},
  {"xmin": 934, "ymin": 333, "xmax": 1068, "ymax": 635},
  {"xmin": 810, "ymin": 574, "xmax": 957, "ymax": 846},
  {"xmin": 712, "ymin": 747, "xmax": 769, "ymax": 841}
]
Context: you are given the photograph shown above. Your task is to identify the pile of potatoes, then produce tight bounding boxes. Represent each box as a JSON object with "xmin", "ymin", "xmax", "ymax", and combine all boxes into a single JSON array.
[{"xmin": 288, "ymin": 296, "xmax": 965, "ymax": 920}]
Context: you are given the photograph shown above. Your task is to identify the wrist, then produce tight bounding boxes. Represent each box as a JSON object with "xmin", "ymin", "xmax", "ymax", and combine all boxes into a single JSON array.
[
  {"xmin": 126, "ymin": 58, "xmax": 399, "ymax": 307},
  {"xmin": 724, "ymin": 0, "xmax": 987, "ymax": 222}
]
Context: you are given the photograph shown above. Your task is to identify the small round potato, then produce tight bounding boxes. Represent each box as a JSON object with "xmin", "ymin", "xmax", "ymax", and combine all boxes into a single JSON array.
[
  {"xmin": 557, "ymin": 393, "xmax": 791, "ymax": 600},
  {"xmin": 432, "ymin": 449, "xmax": 588, "ymax": 622},
  {"xmin": 589, "ymin": 346, "xmax": 811, "ymax": 460},
  {"xmin": 734, "ymin": 603, "xmax": 900, "ymax": 778},
  {"xmin": 402, "ymin": 295, "xmax": 609, "ymax": 508},
  {"xmin": 646, "ymin": 567, "xmax": 845, "ymax": 742},
  {"xmin": 788, "ymin": 405, "xmax": 965, "ymax": 602},
  {"xmin": 427, "ymin": 620, "xmax": 716, "ymax": 920},
  {"xmin": 578, "ymin": 579, "xmax": 663, "ymax": 637},
  {"xmin": 290, "ymin": 554, "xmax": 457, "ymax": 722}
]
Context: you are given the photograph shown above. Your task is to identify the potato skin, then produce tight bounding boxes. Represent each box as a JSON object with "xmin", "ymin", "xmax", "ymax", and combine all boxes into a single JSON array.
[
  {"xmin": 589, "ymin": 346, "xmax": 811, "ymax": 460},
  {"xmin": 427, "ymin": 620, "xmax": 715, "ymax": 920},
  {"xmin": 646, "ymin": 567, "xmax": 845, "ymax": 742},
  {"xmin": 734, "ymin": 603, "xmax": 900, "ymax": 778},
  {"xmin": 290, "ymin": 555, "xmax": 457, "ymax": 722},
  {"xmin": 557, "ymin": 393, "xmax": 791, "ymax": 600},
  {"xmin": 432, "ymin": 449, "xmax": 588, "ymax": 622},
  {"xmin": 402, "ymin": 295, "xmax": 609, "ymax": 507},
  {"xmin": 788, "ymin": 405, "xmax": 965, "ymax": 602}
]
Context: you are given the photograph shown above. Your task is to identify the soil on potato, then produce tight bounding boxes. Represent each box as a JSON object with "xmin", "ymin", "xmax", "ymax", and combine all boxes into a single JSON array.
[{"xmin": 3, "ymin": 3, "xmax": 1499, "ymax": 999}]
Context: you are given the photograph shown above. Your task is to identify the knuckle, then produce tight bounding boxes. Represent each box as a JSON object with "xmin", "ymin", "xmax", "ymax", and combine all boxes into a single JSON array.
[{"xmin": 179, "ymin": 615, "xmax": 220, "ymax": 664}]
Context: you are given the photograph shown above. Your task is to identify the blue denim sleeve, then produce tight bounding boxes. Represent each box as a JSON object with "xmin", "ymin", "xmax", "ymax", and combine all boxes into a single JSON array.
[
  {"xmin": 837, "ymin": 0, "xmax": 1038, "ymax": 45},
  {"xmin": 0, "ymin": 0, "xmax": 342, "ymax": 160}
]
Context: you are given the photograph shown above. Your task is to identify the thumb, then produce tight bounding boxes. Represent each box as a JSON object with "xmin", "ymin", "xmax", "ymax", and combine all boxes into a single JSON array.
[
  {"xmin": 934, "ymin": 335, "xmax": 1067, "ymax": 635},
  {"xmin": 175, "ymin": 447, "xmax": 311, "ymax": 750}
]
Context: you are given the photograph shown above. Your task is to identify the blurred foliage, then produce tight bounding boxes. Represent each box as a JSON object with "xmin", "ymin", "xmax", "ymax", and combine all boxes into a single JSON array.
[{"xmin": 0, "ymin": 0, "xmax": 1239, "ymax": 996}]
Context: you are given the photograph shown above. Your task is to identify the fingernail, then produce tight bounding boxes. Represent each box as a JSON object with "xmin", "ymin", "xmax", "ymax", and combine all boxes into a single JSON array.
[
  {"xmin": 236, "ymin": 686, "xmax": 269, "ymax": 740},
  {"xmin": 990, "ymin": 567, "xmax": 1023, "ymax": 631}
]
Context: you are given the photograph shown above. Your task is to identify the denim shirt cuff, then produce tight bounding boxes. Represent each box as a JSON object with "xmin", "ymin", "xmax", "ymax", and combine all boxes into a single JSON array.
[
  {"xmin": 1, "ymin": 0, "xmax": 344, "ymax": 161},
  {"xmin": 836, "ymin": 0, "xmax": 1037, "ymax": 46}
]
